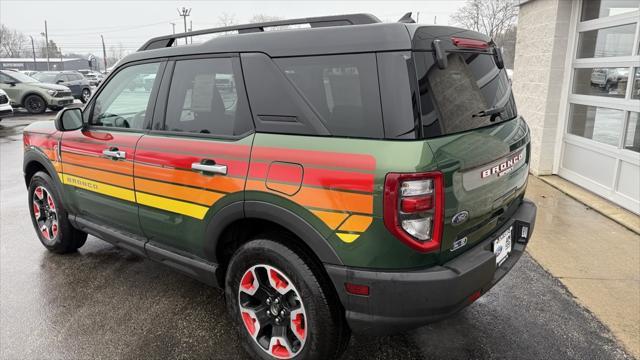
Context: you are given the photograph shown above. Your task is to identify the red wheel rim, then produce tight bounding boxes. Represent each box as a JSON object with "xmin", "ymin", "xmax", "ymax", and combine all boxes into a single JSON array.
[
  {"xmin": 238, "ymin": 264, "xmax": 307, "ymax": 359},
  {"xmin": 32, "ymin": 186, "xmax": 58, "ymax": 242}
]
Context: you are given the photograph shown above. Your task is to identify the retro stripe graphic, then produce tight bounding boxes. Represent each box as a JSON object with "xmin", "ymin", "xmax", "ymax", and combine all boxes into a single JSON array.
[{"xmin": 26, "ymin": 135, "xmax": 376, "ymax": 243}]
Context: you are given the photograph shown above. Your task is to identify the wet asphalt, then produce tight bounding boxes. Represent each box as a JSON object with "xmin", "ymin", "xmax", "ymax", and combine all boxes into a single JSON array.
[{"xmin": 0, "ymin": 113, "xmax": 634, "ymax": 360}]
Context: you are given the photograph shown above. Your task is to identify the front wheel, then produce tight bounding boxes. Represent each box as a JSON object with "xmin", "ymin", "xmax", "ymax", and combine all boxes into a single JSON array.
[
  {"xmin": 24, "ymin": 94, "xmax": 46, "ymax": 114},
  {"xmin": 28, "ymin": 171, "xmax": 87, "ymax": 253},
  {"xmin": 226, "ymin": 238, "xmax": 350, "ymax": 360}
]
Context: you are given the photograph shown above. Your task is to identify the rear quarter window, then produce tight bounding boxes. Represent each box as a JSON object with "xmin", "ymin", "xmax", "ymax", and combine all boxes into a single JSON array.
[{"xmin": 275, "ymin": 54, "xmax": 384, "ymax": 138}]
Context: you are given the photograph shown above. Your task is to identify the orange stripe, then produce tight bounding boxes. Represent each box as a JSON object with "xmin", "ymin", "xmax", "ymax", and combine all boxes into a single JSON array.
[
  {"xmin": 135, "ymin": 163, "xmax": 243, "ymax": 193},
  {"xmin": 135, "ymin": 178, "xmax": 224, "ymax": 206},
  {"xmin": 62, "ymin": 152, "xmax": 132, "ymax": 175},
  {"xmin": 63, "ymin": 163, "xmax": 134, "ymax": 189},
  {"xmin": 246, "ymin": 180, "xmax": 372, "ymax": 214},
  {"xmin": 52, "ymin": 161, "xmax": 62, "ymax": 173},
  {"xmin": 310, "ymin": 210, "xmax": 349, "ymax": 230},
  {"xmin": 338, "ymin": 215, "xmax": 373, "ymax": 233}
]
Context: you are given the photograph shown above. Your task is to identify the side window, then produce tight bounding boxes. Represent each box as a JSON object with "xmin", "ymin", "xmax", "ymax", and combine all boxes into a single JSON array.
[
  {"xmin": 90, "ymin": 62, "xmax": 161, "ymax": 129},
  {"xmin": 164, "ymin": 57, "xmax": 251, "ymax": 136},
  {"xmin": 275, "ymin": 54, "xmax": 383, "ymax": 138},
  {"xmin": 0, "ymin": 73, "xmax": 13, "ymax": 83}
]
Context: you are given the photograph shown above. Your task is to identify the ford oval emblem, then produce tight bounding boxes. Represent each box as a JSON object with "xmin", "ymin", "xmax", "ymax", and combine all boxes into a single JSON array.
[{"xmin": 452, "ymin": 211, "xmax": 469, "ymax": 226}]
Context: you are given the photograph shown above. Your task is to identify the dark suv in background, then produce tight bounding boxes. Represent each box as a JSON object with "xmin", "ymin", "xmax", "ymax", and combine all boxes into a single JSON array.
[{"xmin": 32, "ymin": 71, "xmax": 92, "ymax": 103}]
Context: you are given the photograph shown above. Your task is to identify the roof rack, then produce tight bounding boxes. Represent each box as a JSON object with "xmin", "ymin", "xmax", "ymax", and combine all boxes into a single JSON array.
[{"xmin": 138, "ymin": 13, "xmax": 381, "ymax": 51}]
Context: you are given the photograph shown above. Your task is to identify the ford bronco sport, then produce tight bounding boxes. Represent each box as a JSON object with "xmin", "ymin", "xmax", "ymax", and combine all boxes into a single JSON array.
[{"xmin": 23, "ymin": 14, "xmax": 537, "ymax": 360}]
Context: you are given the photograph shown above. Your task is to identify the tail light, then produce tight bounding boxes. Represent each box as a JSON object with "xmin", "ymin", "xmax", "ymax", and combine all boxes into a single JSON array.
[
  {"xmin": 383, "ymin": 172, "xmax": 444, "ymax": 253},
  {"xmin": 451, "ymin": 36, "xmax": 489, "ymax": 50}
]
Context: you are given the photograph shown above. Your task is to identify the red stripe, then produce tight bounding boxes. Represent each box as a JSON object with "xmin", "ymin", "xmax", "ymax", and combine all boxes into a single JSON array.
[
  {"xmin": 248, "ymin": 162, "xmax": 374, "ymax": 193},
  {"xmin": 140, "ymin": 136, "xmax": 251, "ymax": 159},
  {"xmin": 136, "ymin": 150, "xmax": 249, "ymax": 178},
  {"xmin": 251, "ymin": 147, "xmax": 375, "ymax": 171},
  {"xmin": 266, "ymin": 162, "xmax": 303, "ymax": 184}
]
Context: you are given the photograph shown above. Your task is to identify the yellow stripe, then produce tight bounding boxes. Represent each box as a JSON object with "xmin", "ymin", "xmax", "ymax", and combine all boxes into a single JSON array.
[
  {"xmin": 136, "ymin": 192, "xmax": 209, "ymax": 220},
  {"xmin": 336, "ymin": 233, "xmax": 360, "ymax": 243},
  {"xmin": 62, "ymin": 174, "xmax": 135, "ymax": 202}
]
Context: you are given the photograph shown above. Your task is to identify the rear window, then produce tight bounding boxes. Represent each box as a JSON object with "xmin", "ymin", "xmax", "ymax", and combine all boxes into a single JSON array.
[
  {"xmin": 414, "ymin": 52, "xmax": 517, "ymax": 138},
  {"xmin": 275, "ymin": 54, "xmax": 383, "ymax": 138}
]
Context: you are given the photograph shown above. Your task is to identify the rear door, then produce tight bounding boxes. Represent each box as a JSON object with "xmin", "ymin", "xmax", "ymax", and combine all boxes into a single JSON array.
[
  {"xmin": 413, "ymin": 33, "xmax": 529, "ymax": 260},
  {"xmin": 60, "ymin": 61, "xmax": 165, "ymax": 238},
  {"xmin": 134, "ymin": 55, "xmax": 253, "ymax": 259}
]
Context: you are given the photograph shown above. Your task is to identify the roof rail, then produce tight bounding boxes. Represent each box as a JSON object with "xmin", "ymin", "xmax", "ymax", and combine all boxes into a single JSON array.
[{"xmin": 138, "ymin": 13, "xmax": 381, "ymax": 51}]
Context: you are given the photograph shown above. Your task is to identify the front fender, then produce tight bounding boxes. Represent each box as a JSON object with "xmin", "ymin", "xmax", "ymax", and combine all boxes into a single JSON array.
[{"xmin": 23, "ymin": 148, "xmax": 67, "ymax": 208}]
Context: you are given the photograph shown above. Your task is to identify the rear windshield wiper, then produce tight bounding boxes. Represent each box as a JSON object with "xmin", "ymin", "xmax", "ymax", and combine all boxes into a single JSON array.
[{"xmin": 471, "ymin": 106, "xmax": 506, "ymax": 121}]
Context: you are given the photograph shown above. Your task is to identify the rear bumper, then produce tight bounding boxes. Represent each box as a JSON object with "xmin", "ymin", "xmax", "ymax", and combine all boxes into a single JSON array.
[{"xmin": 326, "ymin": 199, "xmax": 537, "ymax": 335}]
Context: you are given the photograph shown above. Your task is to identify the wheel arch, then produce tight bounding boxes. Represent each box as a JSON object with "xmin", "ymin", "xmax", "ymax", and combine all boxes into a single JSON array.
[
  {"xmin": 18, "ymin": 91, "xmax": 47, "ymax": 106},
  {"xmin": 207, "ymin": 201, "xmax": 344, "ymax": 285},
  {"xmin": 23, "ymin": 149, "xmax": 66, "ymax": 205}
]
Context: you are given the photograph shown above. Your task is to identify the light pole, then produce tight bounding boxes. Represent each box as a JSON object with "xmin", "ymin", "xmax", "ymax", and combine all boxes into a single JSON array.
[
  {"xmin": 177, "ymin": 7, "xmax": 192, "ymax": 45},
  {"xmin": 29, "ymin": 36, "xmax": 37, "ymax": 70}
]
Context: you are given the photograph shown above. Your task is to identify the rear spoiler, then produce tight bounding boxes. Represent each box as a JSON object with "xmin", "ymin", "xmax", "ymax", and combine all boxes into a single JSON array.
[{"xmin": 432, "ymin": 37, "xmax": 504, "ymax": 70}]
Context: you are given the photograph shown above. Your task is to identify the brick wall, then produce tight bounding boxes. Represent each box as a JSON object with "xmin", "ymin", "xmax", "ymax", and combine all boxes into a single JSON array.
[{"xmin": 512, "ymin": 0, "xmax": 573, "ymax": 175}]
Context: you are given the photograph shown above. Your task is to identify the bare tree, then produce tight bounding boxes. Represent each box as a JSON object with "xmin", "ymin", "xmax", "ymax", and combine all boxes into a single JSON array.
[
  {"xmin": 218, "ymin": 13, "xmax": 237, "ymax": 27},
  {"xmin": 0, "ymin": 24, "xmax": 27, "ymax": 57},
  {"xmin": 450, "ymin": 0, "xmax": 518, "ymax": 39}
]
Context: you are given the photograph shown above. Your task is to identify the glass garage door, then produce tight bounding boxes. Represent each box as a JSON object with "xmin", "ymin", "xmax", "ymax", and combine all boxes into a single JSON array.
[{"xmin": 560, "ymin": 0, "xmax": 640, "ymax": 214}]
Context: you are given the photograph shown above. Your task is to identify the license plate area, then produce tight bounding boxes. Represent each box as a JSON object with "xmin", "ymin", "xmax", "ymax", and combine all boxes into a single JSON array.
[{"xmin": 493, "ymin": 226, "xmax": 513, "ymax": 267}]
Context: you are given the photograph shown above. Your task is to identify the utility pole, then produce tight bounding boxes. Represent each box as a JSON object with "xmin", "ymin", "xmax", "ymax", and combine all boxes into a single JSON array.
[
  {"xmin": 29, "ymin": 36, "xmax": 36, "ymax": 71},
  {"xmin": 60, "ymin": 47, "xmax": 63, "ymax": 70},
  {"xmin": 434, "ymin": 16, "xmax": 437, "ymax": 24},
  {"xmin": 177, "ymin": 7, "xmax": 191, "ymax": 45},
  {"xmin": 416, "ymin": 12, "xmax": 420, "ymax": 23},
  {"xmin": 170, "ymin": 22, "xmax": 176, "ymax": 34},
  {"xmin": 189, "ymin": 20, "xmax": 193, "ymax": 44},
  {"xmin": 101, "ymin": 35, "xmax": 108, "ymax": 73},
  {"xmin": 44, "ymin": 20, "xmax": 50, "ymax": 70}
]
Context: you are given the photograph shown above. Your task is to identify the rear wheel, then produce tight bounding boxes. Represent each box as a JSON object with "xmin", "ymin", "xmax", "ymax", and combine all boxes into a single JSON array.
[
  {"xmin": 28, "ymin": 171, "xmax": 87, "ymax": 253},
  {"xmin": 24, "ymin": 94, "xmax": 46, "ymax": 114},
  {"xmin": 226, "ymin": 238, "xmax": 350, "ymax": 360}
]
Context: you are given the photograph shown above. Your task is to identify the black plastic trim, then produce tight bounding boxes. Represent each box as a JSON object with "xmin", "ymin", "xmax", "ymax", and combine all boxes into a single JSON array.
[
  {"xmin": 73, "ymin": 215, "xmax": 147, "ymax": 257},
  {"xmin": 23, "ymin": 148, "xmax": 66, "ymax": 204},
  {"xmin": 146, "ymin": 242, "xmax": 219, "ymax": 287}
]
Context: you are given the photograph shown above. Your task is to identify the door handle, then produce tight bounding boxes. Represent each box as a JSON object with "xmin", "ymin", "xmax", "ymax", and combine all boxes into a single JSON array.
[
  {"xmin": 191, "ymin": 161, "xmax": 227, "ymax": 175},
  {"xmin": 102, "ymin": 148, "xmax": 126, "ymax": 160}
]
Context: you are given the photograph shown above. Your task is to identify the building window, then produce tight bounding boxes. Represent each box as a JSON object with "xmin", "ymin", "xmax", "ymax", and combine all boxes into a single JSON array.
[
  {"xmin": 568, "ymin": 104, "xmax": 625, "ymax": 147},
  {"xmin": 577, "ymin": 23, "xmax": 637, "ymax": 58},
  {"xmin": 632, "ymin": 67, "xmax": 640, "ymax": 99},
  {"xmin": 573, "ymin": 67, "xmax": 629, "ymax": 97},
  {"xmin": 624, "ymin": 112, "xmax": 640, "ymax": 152},
  {"xmin": 581, "ymin": 0, "xmax": 640, "ymax": 21}
]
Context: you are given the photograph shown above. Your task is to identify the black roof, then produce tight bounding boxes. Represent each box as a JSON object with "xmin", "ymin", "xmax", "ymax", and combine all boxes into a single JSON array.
[{"xmin": 118, "ymin": 13, "xmax": 486, "ymax": 66}]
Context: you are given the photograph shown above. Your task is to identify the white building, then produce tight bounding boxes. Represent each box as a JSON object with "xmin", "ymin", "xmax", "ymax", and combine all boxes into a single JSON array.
[{"xmin": 513, "ymin": 0, "xmax": 640, "ymax": 214}]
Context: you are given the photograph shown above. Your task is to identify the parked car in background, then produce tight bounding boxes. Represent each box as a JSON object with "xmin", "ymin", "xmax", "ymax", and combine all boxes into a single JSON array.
[
  {"xmin": 0, "ymin": 88, "xmax": 13, "ymax": 121},
  {"xmin": 32, "ymin": 71, "xmax": 92, "ymax": 103},
  {"xmin": 0, "ymin": 70, "xmax": 74, "ymax": 114},
  {"xmin": 84, "ymin": 72, "xmax": 104, "ymax": 87}
]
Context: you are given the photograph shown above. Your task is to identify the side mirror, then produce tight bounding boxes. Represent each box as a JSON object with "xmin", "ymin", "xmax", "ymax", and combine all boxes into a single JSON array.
[
  {"xmin": 56, "ymin": 80, "xmax": 64, "ymax": 84},
  {"xmin": 54, "ymin": 107, "xmax": 83, "ymax": 131},
  {"xmin": 6, "ymin": 81, "xmax": 17, "ymax": 87}
]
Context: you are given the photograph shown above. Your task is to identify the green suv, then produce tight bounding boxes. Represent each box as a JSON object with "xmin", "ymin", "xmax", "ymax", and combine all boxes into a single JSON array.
[
  {"xmin": 0, "ymin": 70, "xmax": 75, "ymax": 114},
  {"xmin": 23, "ymin": 14, "xmax": 536, "ymax": 360}
]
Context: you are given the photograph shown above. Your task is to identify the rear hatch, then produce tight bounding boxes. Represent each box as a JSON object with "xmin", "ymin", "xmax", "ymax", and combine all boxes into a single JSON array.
[{"xmin": 411, "ymin": 27, "xmax": 530, "ymax": 262}]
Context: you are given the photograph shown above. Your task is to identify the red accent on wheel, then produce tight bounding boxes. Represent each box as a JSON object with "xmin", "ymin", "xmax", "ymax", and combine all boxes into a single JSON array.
[
  {"xmin": 271, "ymin": 340, "xmax": 290, "ymax": 358},
  {"xmin": 41, "ymin": 226, "xmax": 49, "ymax": 239},
  {"xmin": 47, "ymin": 194, "xmax": 55, "ymax": 210},
  {"xmin": 33, "ymin": 202, "xmax": 40, "ymax": 218},
  {"xmin": 292, "ymin": 313, "xmax": 305, "ymax": 339},
  {"xmin": 241, "ymin": 312, "xmax": 256, "ymax": 335},
  {"xmin": 241, "ymin": 270, "xmax": 254, "ymax": 290},
  {"xmin": 34, "ymin": 187, "xmax": 44, "ymax": 199},
  {"xmin": 270, "ymin": 269, "xmax": 288, "ymax": 290},
  {"xmin": 51, "ymin": 223, "xmax": 58, "ymax": 238}
]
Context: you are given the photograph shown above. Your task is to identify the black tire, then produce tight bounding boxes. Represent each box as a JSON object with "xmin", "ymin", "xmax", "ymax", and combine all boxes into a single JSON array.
[
  {"xmin": 24, "ymin": 94, "xmax": 47, "ymax": 114},
  {"xmin": 226, "ymin": 238, "xmax": 350, "ymax": 360},
  {"xmin": 81, "ymin": 88, "xmax": 91, "ymax": 103},
  {"xmin": 28, "ymin": 171, "xmax": 87, "ymax": 253},
  {"xmin": 49, "ymin": 106, "xmax": 63, "ymax": 112}
]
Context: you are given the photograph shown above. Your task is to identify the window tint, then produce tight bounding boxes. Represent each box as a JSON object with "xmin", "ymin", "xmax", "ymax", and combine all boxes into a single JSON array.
[
  {"xmin": 90, "ymin": 62, "xmax": 161, "ymax": 129},
  {"xmin": 275, "ymin": 54, "xmax": 383, "ymax": 138},
  {"xmin": 415, "ymin": 52, "xmax": 517, "ymax": 138},
  {"xmin": 164, "ymin": 57, "xmax": 251, "ymax": 136}
]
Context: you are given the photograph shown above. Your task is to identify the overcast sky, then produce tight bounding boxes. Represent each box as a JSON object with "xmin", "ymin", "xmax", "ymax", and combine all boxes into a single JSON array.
[{"xmin": 1, "ymin": 0, "xmax": 465, "ymax": 56}]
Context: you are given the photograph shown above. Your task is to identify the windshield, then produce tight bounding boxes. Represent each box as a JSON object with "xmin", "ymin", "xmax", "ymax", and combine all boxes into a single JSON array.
[
  {"xmin": 3, "ymin": 71, "xmax": 38, "ymax": 83},
  {"xmin": 32, "ymin": 73, "xmax": 58, "ymax": 83},
  {"xmin": 415, "ymin": 51, "xmax": 517, "ymax": 138}
]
